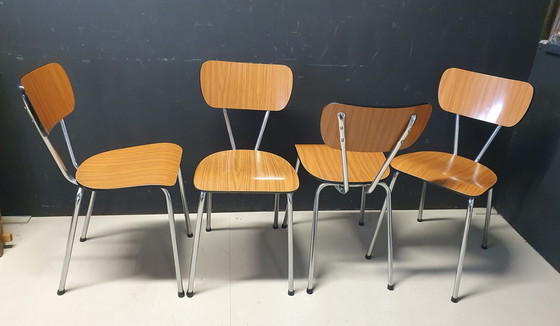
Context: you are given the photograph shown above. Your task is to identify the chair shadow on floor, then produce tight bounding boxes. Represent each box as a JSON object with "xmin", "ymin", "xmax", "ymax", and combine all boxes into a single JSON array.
[{"xmin": 354, "ymin": 210, "xmax": 512, "ymax": 300}]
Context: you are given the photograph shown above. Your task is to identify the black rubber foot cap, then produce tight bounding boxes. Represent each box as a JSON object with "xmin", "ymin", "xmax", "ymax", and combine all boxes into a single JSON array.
[
  {"xmin": 273, "ymin": 225, "xmax": 279, "ymax": 229},
  {"xmin": 481, "ymin": 244, "xmax": 488, "ymax": 250},
  {"xmin": 178, "ymin": 291, "xmax": 185, "ymax": 298},
  {"xmin": 206, "ymin": 228, "xmax": 211, "ymax": 232},
  {"xmin": 288, "ymin": 290, "xmax": 295, "ymax": 296},
  {"xmin": 281, "ymin": 224, "xmax": 287, "ymax": 229},
  {"xmin": 358, "ymin": 221, "xmax": 364, "ymax": 226},
  {"xmin": 417, "ymin": 218, "xmax": 423, "ymax": 222},
  {"xmin": 306, "ymin": 288, "xmax": 313, "ymax": 294},
  {"xmin": 79, "ymin": 237, "xmax": 86, "ymax": 242},
  {"xmin": 365, "ymin": 254, "xmax": 372, "ymax": 260},
  {"xmin": 387, "ymin": 284, "xmax": 394, "ymax": 291},
  {"xmin": 187, "ymin": 291, "xmax": 194, "ymax": 298},
  {"xmin": 451, "ymin": 297, "xmax": 459, "ymax": 303},
  {"xmin": 57, "ymin": 289, "xmax": 66, "ymax": 296},
  {"xmin": 187, "ymin": 233, "xmax": 193, "ymax": 238}
]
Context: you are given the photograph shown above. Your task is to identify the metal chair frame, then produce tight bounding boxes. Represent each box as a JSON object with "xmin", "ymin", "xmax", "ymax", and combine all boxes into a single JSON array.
[
  {"xmin": 19, "ymin": 81, "xmax": 192, "ymax": 297},
  {"xmin": 366, "ymin": 114, "xmax": 500, "ymax": 303},
  {"xmin": 306, "ymin": 110, "xmax": 419, "ymax": 294},
  {"xmin": 188, "ymin": 108, "xmax": 295, "ymax": 296}
]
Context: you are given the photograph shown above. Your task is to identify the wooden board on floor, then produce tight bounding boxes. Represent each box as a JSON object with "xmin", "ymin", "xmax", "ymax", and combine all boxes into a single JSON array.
[{"xmin": 1, "ymin": 215, "xmax": 13, "ymax": 257}]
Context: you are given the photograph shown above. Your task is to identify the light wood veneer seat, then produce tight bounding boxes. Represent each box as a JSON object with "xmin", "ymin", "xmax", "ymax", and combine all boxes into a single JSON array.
[
  {"xmin": 390, "ymin": 151, "xmax": 497, "ymax": 197},
  {"xmin": 295, "ymin": 144, "xmax": 389, "ymax": 183},
  {"xmin": 194, "ymin": 149, "xmax": 299, "ymax": 193},
  {"xmin": 76, "ymin": 143, "xmax": 182, "ymax": 190}
]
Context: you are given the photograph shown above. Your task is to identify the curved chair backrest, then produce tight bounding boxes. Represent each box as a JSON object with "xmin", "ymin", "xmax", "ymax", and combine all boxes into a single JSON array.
[
  {"xmin": 438, "ymin": 68, "xmax": 533, "ymax": 127},
  {"xmin": 320, "ymin": 103, "xmax": 432, "ymax": 152},
  {"xmin": 20, "ymin": 63, "xmax": 75, "ymax": 135},
  {"xmin": 200, "ymin": 60, "xmax": 293, "ymax": 111}
]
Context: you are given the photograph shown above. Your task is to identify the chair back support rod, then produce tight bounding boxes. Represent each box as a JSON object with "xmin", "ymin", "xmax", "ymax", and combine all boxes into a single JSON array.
[
  {"xmin": 254, "ymin": 111, "xmax": 270, "ymax": 151},
  {"xmin": 474, "ymin": 125, "xmax": 501, "ymax": 163},
  {"xmin": 453, "ymin": 114, "xmax": 460, "ymax": 155},
  {"xmin": 222, "ymin": 109, "xmax": 237, "ymax": 150},
  {"xmin": 60, "ymin": 119, "xmax": 79, "ymax": 170},
  {"xmin": 19, "ymin": 86, "xmax": 77, "ymax": 185},
  {"xmin": 366, "ymin": 114, "xmax": 417, "ymax": 194},
  {"xmin": 337, "ymin": 112, "xmax": 350, "ymax": 194}
]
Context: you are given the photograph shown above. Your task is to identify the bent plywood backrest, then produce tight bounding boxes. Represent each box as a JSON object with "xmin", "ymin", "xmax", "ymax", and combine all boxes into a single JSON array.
[
  {"xmin": 438, "ymin": 68, "xmax": 534, "ymax": 127},
  {"xmin": 320, "ymin": 103, "xmax": 432, "ymax": 153},
  {"xmin": 20, "ymin": 63, "xmax": 75, "ymax": 134},
  {"xmin": 200, "ymin": 60, "xmax": 293, "ymax": 111}
]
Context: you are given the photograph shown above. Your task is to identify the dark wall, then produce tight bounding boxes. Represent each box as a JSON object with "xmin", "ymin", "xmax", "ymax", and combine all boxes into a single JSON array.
[
  {"xmin": 0, "ymin": 0, "xmax": 549, "ymax": 216},
  {"xmin": 496, "ymin": 42, "xmax": 560, "ymax": 271}
]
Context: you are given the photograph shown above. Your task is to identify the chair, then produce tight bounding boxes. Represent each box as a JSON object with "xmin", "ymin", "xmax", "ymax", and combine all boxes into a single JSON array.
[
  {"xmin": 187, "ymin": 60, "xmax": 299, "ymax": 297},
  {"xmin": 19, "ymin": 63, "xmax": 193, "ymax": 297},
  {"xmin": 299, "ymin": 102, "xmax": 432, "ymax": 294},
  {"xmin": 366, "ymin": 68, "xmax": 534, "ymax": 302}
]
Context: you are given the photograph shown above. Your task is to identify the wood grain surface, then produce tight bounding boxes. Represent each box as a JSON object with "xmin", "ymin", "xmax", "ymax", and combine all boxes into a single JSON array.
[
  {"xmin": 194, "ymin": 149, "xmax": 299, "ymax": 193},
  {"xmin": 439, "ymin": 68, "xmax": 533, "ymax": 127},
  {"xmin": 20, "ymin": 63, "xmax": 75, "ymax": 134},
  {"xmin": 391, "ymin": 151, "xmax": 497, "ymax": 197},
  {"xmin": 76, "ymin": 143, "xmax": 182, "ymax": 190},
  {"xmin": 295, "ymin": 144, "xmax": 390, "ymax": 183},
  {"xmin": 200, "ymin": 60, "xmax": 293, "ymax": 111},
  {"xmin": 320, "ymin": 103, "xmax": 432, "ymax": 152}
]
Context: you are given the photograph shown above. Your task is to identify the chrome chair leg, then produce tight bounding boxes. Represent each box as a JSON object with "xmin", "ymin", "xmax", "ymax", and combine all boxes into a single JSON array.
[
  {"xmin": 378, "ymin": 182, "xmax": 394, "ymax": 290},
  {"xmin": 417, "ymin": 181, "xmax": 427, "ymax": 222},
  {"xmin": 281, "ymin": 194, "xmax": 289, "ymax": 229},
  {"xmin": 282, "ymin": 158, "xmax": 300, "ymax": 229},
  {"xmin": 273, "ymin": 193, "xmax": 280, "ymax": 229},
  {"xmin": 286, "ymin": 193, "xmax": 294, "ymax": 295},
  {"xmin": 482, "ymin": 188, "xmax": 493, "ymax": 250},
  {"xmin": 79, "ymin": 190, "xmax": 96, "ymax": 242},
  {"xmin": 366, "ymin": 172, "xmax": 399, "ymax": 259},
  {"xmin": 187, "ymin": 192, "xmax": 207, "ymax": 298},
  {"xmin": 178, "ymin": 168, "xmax": 193, "ymax": 237},
  {"xmin": 358, "ymin": 186, "xmax": 366, "ymax": 226},
  {"xmin": 57, "ymin": 187, "xmax": 84, "ymax": 295},
  {"xmin": 306, "ymin": 183, "xmax": 329, "ymax": 294},
  {"xmin": 206, "ymin": 193, "xmax": 212, "ymax": 232},
  {"xmin": 161, "ymin": 188, "xmax": 185, "ymax": 297},
  {"xmin": 451, "ymin": 197, "xmax": 475, "ymax": 303}
]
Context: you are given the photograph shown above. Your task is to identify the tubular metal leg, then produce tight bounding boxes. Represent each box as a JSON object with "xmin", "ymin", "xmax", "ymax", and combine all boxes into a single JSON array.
[
  {"xmin": 306, "ymin": 183, "xmax": 329, "ymax": 294},
  {"xmin": 366, "ymin": 172, "xmax": 399, "ymax": 259},
  {"xmin": 273, "ymin": 193, "xmax": 280, "ymax": 229},
  {"xmin": 161, "ymin": 188, "xmax": 185, "ymax": 297},
  {"xmin": 206, "ymin": 193, "xmax": 212, "ymax": 232},
  {"xmin": 282, "ymin": 158, "xmax": 300, "ymax": 228},
  {"xmin": 451, "ymin": 197, "xmax": 475, "ymax": 303},
  {"xmin": 80, "ymin": 191, "xmax": 96, "ymax": 242},
  {"xmin": 187, "ymin": 192, "xmax": 207, "ymax": 298},
  {"xmin": 482, "ymin": 188, "xmax": 493, "ymax": 250},
  {"xmin": 178, "ymin": 168, "xmax": 193, "ymax": 237},
  {"xmin": 417, "ymin": 181, "xmax": 427, "ymax": 222},
  {"xmin": 359, "ymin": 186, "xmax": 366, "ymax": 226},
  {"xmin": 379, "ymin": 182, "xmax": 394, "ymax": 290},
  {"xmin": 286, "ymin": 193, "xmax": 294, "ymax": 295},
  {"xmin": 57, "ymin": 187, "xmax": 84, "ymax": 295}
]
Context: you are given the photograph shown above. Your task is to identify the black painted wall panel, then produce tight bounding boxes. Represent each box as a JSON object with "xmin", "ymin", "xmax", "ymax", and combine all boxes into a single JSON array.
[
  {"xmin": 0, "ymin": 0, "xmax": 549, "ymax": 216},
  {"xmin": 496, "ymin": 43, "xmax": 560, "ymax": 271}
]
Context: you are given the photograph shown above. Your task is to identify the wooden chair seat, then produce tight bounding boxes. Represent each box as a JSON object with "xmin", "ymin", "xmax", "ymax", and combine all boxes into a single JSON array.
[
  {"xmin": 76, "ymin": 143, "xmax": 182, "ymax": 190},
  {"xmin": 295, "ymin": 144, "xmax": 390, "ymax": 183},
  {"xmin": 391, "ymin": 151, "xmax": 497, "ymax": 197},
  {"xmin": 193, "ymin": 149, "xmax": 299, "ymax": 193}
]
